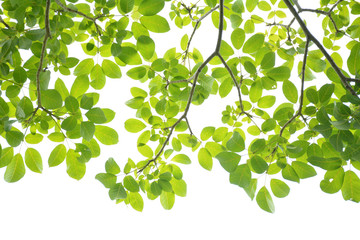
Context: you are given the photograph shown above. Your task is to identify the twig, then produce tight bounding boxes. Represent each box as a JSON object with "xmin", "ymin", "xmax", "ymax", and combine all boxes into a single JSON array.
[
  {"xmin": 137, "ymin": 0, "xmax": 226, "ymax": 173},
  {"xmin": 54, "ymin": 0, "xmax": 102, "ymax": 36},
  {"xmin": 0, "ymin": 15, "xmax": 11, "ymax": 29},
  {"xmin": 283, "ymin": 0, "xmax": 359, "ymax": 98}
]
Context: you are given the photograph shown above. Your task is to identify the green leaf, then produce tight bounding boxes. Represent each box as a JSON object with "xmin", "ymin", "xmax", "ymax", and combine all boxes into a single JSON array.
[
  {"xmin": 256, "ymin": 186, "xmax": 275, "ymax": 213},
  {"xmin": 25, "ymin": 29, "xmax": 45, "ymax": 40},
  {"xmin": 25, "ymin": 148, "xmax": 42, "ymax": 173},
  {"xmin": 41, "ymin": 89, "xmax": 63, "ymax": 109},
  {"xmin": 319, "ymin": 84, "xmax": 334, "ymax": 104},
  {"xmin": 61, "ymin": 116, "xmax": 77, "ymax": 131},
  {"xmin": 0, "ymin": 147, "xmax": 11, "ymax": 168},
  {"xmin": 226, "ymin": 131, "xmax": 245, "ymax": 152},
  {"xmin": 138, "ymin": 0, "xmax": 165, "ymax": 16},
  {"xmin": 124, "ymin": 118, "xmax": 146, "ymax": 133},
  {"xmin": 258, "ymin": 95, "xmax": 276, "ymax": 108},
  {"xmin": 249, "ymin": 80, "xmax": 262, "ymax": 103},
  {"xmin": 282, "ymin": 80, "xmax": 298, "ymax": 103},
  {"xmin": 261, "ymin": 118, "xmax": 276, "ymax": 132},
  {"xmin": 347, "ymin": 42, "xmax": 360, "ymax": 75},
  {"xmin": 95, "ymin": 126, "xmax": 119, "ymax": 145},
  {"xmin": 243, "ymin": 34, "xmax": 264, "ymax": 54},
  {"xmin": 215, "ymin": 151, "xmax": 241, "ymax": 172},
  {"xmin": 171, "ymin": 179, "xmax": 187, "ymax": 197},
  {"xmin": 109, "ymin": 183, "xmax": 127, "ymax": 200},
  {"xmin": 292, "ymin": 161, "xmax": 317, "ymax": 179},
  {"xmin": 172, "ymin": 154, "xmax": 191, "ymax": 164},
  {"xmin": 127, "ymin": 66, "xmax": 147, "ymax": 80},
  {"xmin": 66, "ymin": 149, "xmax": 86, "ymax": 180},
  {"xmin": 70, "ymin": 75, "xmax": 89, "ymax": 98},
  {"xmin": 198, "ymin": 148, "xmax": 213, "ymax": 171},
  {"xmin": 282, "ymin": 165, "xmax": 300, "ymax": 183},
  {"xmin": 105, "ymin": 157, "xmax": 121, "ymax": 175},
  {"xmin": 65, "ymin": 96, "xmax": 79, "ymax": 113},
  {"xmin": 48, "ymin": 132, "xmax": 65, "ymax": 142},
  {"xmin": 4, "ymin": 153, "xmax": 25, "ymax": 183},
  {"xmin": 160, "ymin": 191, "xmax": 175, "ymax": 210},
  {"xmin": 270, "ymin": 179, "xmax": 290, "ymax": 198},
  {"xmin": 140, "ymin": 15, "xmax": 170, "ymax": 33},
  {"xmin": 200, "ymin": 126, "xmax": 215, "ymax": 141},
  {"xmin": 250, "ymin": 138, "xmax": 266, "ymax": 153},
  {"xmin": 307, "ymin": 156, "xmax": 342, "ymax": 170},
  {"xmin": 95, "ymin": 173, "xmax": 117, "ymax": 188},
  {"xmin": 129, "ymin": 192, "xmax": 144, "ymax": 212},
  {"xmin": 342, "ymin": 170, "xmax": 360, "ymax": 202},
  {"xmin": 90, "ymin": 64, "xmax": 106, "ymax": 90},
  {"xmin": 5, "ymin": 131, "xmax": 24, "ymax": 147},
  {"xmin": 119, "ymin": 0, "xmax": 134, "ymax": 13},
  {"xmin": 231, "ymin": 28, "xmax": 245, "ymax": 50},
  {"xmin": 246, "ymin": 0, "xmax": 259, "ymax": 12},
  {"xmin": 137, "ymin": 35, "xmax": 155, "ymax": 60},
  {"xmin": 266, "ymin": 66, "xmax": 290, "ymax": 81},
  {"xmin": 80, "ymin": 121, "xmax": 95, "ymax": 142},
  {"xmin": 13, "ymin": 67, "xmax": 27, "ymax": 83},
  {"xmin": 124, "ymin": 175, "xmax": 139, "ymax": 192},
  {"xmin": 0, "ymin": 97, "xmax": 9, "ymax": 117},
  {"xmin": 229, "ymin": 164, "xmax": 251, "ymax": 188},
  {"xmin": 250, "ymin": 155, "xmax": 268, "ymax": 174},
  {"xmin": 118, "ymin": 47, "xmax": 142, "ymax": 65},
  {"xmin": 261, "ymin": 52, "xmax": 275, "ymax": 69},
  {"xmin": 48, "ymin": 144, "xmax": 66, "ymax": 167},
  {"xmin": 320, "ymin": 168, "xmax": 344, "ymax": 194},
  {"xmin": 85, "ymin": 108, "xmax": 107, "ymax": 124},
  {"xmin": 74, "ymin": 58, "xmax": 94, "ymax": 76},
  {"xmin": 102, "ymin": 59, "xmax": 122, "ymax": 78}
]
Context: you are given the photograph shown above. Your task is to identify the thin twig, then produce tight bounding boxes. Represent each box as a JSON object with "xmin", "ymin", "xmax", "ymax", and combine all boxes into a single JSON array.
[
  {"xmin": 54, "ymin": 0, "xmax": 102, "ymax": 36},
  {"xmin": 283, "ymin": 0, "xmax": 358, "ymax": 97},
  {"xmin": 0, "ymin": 15, "xmax": 11, "ymax": 29},
  {"xmin": 137, "ymin": 0, "xmax": 226, "ymax": 173}
]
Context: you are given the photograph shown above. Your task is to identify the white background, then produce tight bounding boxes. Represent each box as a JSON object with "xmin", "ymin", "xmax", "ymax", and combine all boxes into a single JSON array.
[{"xmin": 1, "ymin": 1, "xmax": 360, "ymax": 239}]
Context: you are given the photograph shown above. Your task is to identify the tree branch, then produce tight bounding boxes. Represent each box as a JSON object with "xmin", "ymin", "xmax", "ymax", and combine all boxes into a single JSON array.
[
  {"xmin": 283, "ymin": 0, "xmax": 358, "ymax": 98},
  {"xmin": 0, "ymin": 15, "xmax": 11, "ymax": 29},
  {"xmin": 54, "ymin": 0, "xmax": 102, "ymax": 36},
  {"xmin": 137, "ymin": 0, "xmax": 225, "ymax": 173}
]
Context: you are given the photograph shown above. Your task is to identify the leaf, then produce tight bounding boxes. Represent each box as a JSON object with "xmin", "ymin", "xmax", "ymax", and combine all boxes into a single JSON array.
[
  {"xmin": 48, "ymin": 144, "xmax": 66, "ymax": 167},
  {"xmin": 95, "ymin": 173, "xmax": 117, "ymax": 188},
  {"xmin": 342, "ymin": 170, "xmax": 360, "ymax": 202},
  {"xmin": 123, "ymin": 175, "xmax": 139, "ymax": 192},
  {"xmin": 243, "ymin": 34, "xmax": 264, "ymax": 54},
  {"xmin": 215, "ymin": 151, "xmax": 241, "ymax": 172},
  {"xmin": 258, "ymin": 95, "xmax": 276, "ymax": 108},
  {"xmin": 261, "ymin": 118, "xmax": 276, "ymax": 132},
  {"xmin": 307, "ymin": 156, "xmax": 342, "ymax": 170},
  {"xmin": 127, "ymin": 66, "xmax": 147, "ymax": 80},
  {"xmin": 246, "ymin": 0, "xmax": 259, "ymax": 12},
  {"xmin": 41, "ymin": 89, "xmax": 63, "ymax": 109},
  {"xmin": 70, "ymin": 75, "xmax": 89, "ymax": 98},
  {"xmin": 124, "ymin": 118, "xmax": 146, "ymax": 133},
  {"xmin": 347, "ymin": 42, "xmax": 360, "ymax": 75},
  {"xmin": 119, "ymin": 0, "xmax": 134, "ymax": 13},
  {"xmin": 102, "ymin": 59, "xmax": 122, "ymax": 78},
  {"xmin": 137, "ymin": 35, "xmax": 155, "ymax": 60},
  {"xmin": 231, "ymin": 28, "xmax": 245, "ymax": 50},
  {"xmin": 94, "ymin": 126, "xmax": 119, "ymax": 145},
  {"xmin": 109, "ymin": 183, "xmax": 127, "ymax": 200},
  {"xmin": 138, "ymin": 0, "xmax": 165, "ymax": 16},
  {"xmin": 66, "ymin": 149, "xmax": 86, "ymax": 180},
  {"xmin": 90, "ymin": 64, "xmax": 106, "ymax": 90},
  {"xmin": 80, "ymin": 121, "xmax": 95, "ymax": 142},
  {"xmin": 4, "ymin": 154, "xmax": 25, "ymax": 183},
  {"xmin": 320, "ymin": 168, "xmax": 344, "ymax": 194},
  {"xmin": 200, "ymin": 126, "xmax": 215, "ymax": 141},
  {"xmin": 171, "ymin": 179, "xmax": 187, "ymax": 197},
  {"xmin": 172, "ymin": 154, "xmax": 191, "ymax": 164},
  {"xmin": 226, "ymin": 131, "xmax": 245, "ymax": 152},
  {"xmin": 73, "ymin": 58, "xmax": 94, "ymax": 76},
  {"xmin": 250, "ymin": 155, "xmax": 268, "ymax": 174},
  {"xmin": 65, "ymin": 96, "xmax": 79, "ymax": 113},
  {"xmin": 270, "ymin": 179, "xmax": 290, "ymax": 198},
  {"xmin": 282, "ymin": 80, "xmax": 298, "ymax": 103},
  {"xmin": 266, "ymin": 66, "xmax": 290, "ymax": 81},
  {"xmin": 198, "ymin": 148, "xmax": 213, "ymax": 171},
  {"xmin": 319, "ymin": 84, "xmax": 334, "ymax": 104},
  {"xmin": 0, "ymin": 147, "xmax": 14, "ymax": 168},
  {"xmin": 229, "ymin": 164, "xmax": 251, "ymax": 188},
  {"xmin": 25, "ymin": 148, "xmax": 42, "ymax": 173},
  {"xmin": 0, "ymin": 97, "xmax": 9, "ymax": 117},
  {"xmin": 160, "ymin": 191, "xmax": 175, "ymax": 210},
  {"xmin": 105, "ymin": 157, "xmax": 121, "ymax": 175},
  {"xmin": 5, "ymin": 131, "xmax": 24, "ymax": 147},
  {"xmin": 140, "ymin": 15, "xmax": 170, "ymax": 33},
  {"xmin": 86, "ymin": 108, "xmax": 107, "ymax": 124},
  {"xmin": 256, "ymin": 186, "xmax": 275, "ymax": 213},
  {"xmin": 282, "ymin": 165, "xmax": 300, "ymax": 183},
  {"xmin": 129, "ymin": 192, "xmax": 144, "ymax": 212},
  {"xmin": 292, "ymin": 161, "xmax": 317, "ymax": 179}
]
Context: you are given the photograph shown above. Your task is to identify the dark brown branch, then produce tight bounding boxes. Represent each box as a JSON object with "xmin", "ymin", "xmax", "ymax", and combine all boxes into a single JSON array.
[
  {"xmin": 279, "ymin": 39, "xmax": 310, "ymax": 137},
  {"xmin": 0, "ymin": 15, "xmax": 11, "ymax": 29},
  {"xmin": 54, "ymin": 0, "xmax": 102, "ymax": 36},
  {"xmin": 283, "ymin": 0, "xmax": 358, "ymax": 98},
  {"xmin": 36, "ymin": 0, "xmax": 51, "ymax": 107},
  {"xmin": 137, "ymin": 0, "xmax": 225, "ymax": 173}
]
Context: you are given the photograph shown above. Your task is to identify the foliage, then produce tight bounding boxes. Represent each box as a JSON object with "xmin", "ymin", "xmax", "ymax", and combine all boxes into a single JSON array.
[{"xmin": 1, "ymin": 0, "xmax": 360, "ymax": 213}]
